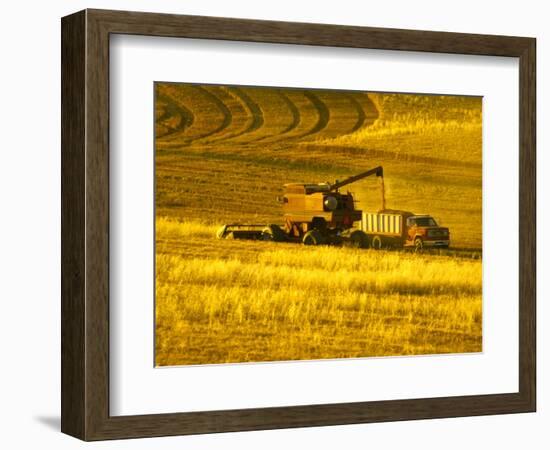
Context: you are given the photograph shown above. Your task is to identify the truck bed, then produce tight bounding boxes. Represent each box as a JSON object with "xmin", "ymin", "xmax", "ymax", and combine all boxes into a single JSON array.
[{"xmin": 361, "ymin": 212, "xmax": 403, "ymax": 237}]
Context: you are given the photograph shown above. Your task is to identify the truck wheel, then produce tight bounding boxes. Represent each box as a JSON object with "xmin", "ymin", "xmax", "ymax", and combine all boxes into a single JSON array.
[
  {"xmin": 302, "ymin": 230, "xmax": 325, "ymax": 246},
  {"xmin": 414, "ymin": 237, "xmax": 424, "ymax": 252},
  {"xmin": 262, "ymin": 224, "xmax": 286, "ymax": 242},
  {"xmin": 349, "ymin": 230, "xmax": 368, "ymax": 249},
  {"xmin": 371, "ymin": 235, "xmax": 383, "ymax": 250}
]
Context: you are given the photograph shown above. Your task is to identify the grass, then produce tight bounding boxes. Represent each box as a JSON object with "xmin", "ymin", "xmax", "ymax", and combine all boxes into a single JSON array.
[
  {"xmin": 154, "ymin": 84, "xmax": 483, "ymax": 366},
  {"xmin": 155, "ymin": 219, "xmax": 482, "ymax": 366},
  {"xmin": 319, "ymin": 93, "xmax": 482, "ymax": 164}
]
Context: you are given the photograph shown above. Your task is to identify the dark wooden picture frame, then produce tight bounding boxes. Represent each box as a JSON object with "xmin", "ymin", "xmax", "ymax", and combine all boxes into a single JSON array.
[{"xmin": 61, "ymin": 9, "xmax": 536, "ymax": 441}]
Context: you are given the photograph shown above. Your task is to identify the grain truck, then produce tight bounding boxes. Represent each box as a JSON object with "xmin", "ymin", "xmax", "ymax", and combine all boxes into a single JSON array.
[{"xmin": 361, "ymin": 209, "xmax": 450, "ymax": 251}]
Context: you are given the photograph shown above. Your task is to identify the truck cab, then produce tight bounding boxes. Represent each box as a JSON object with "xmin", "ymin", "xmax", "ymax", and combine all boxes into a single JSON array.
[{"xmin": 404, "ymin": 214, "xmax": 450, "ymax": 250}]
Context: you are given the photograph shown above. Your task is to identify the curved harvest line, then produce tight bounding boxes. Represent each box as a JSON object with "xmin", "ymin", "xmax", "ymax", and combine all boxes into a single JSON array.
[
  {"xmin": 191, "ymin": 86, "xmax": 265, "ymax": 144},
  {"xmin": 250, "ymin": 90, "xmax": 301, "ymax": 143},
  {"xmin": 228, "ymin": 87, "xmax": 264, "ymax": 138},
  {"xmin": 189, "ymin": 85, "xmax": 233, "ymax": 142},
  {"xmin": 156, "ymin": 85, "xmax": 231, "ymax": 145},
  {"xmin": 189, "ymin": 86, "xmax": 249, "ymax": 143},
  {"xmin": 258, "ymin": 90, "xmax": 327, "ymax": 143},
  {"xmin": 300, "ymin": 91, "xmax": 330, "ymax": 138},
  {"xmin": 277, "ymin": 91, "xmax": 301, "ymax": 135},
  {"xmin": 155, "ymin": 94, "xmax": 194, "ymax": 139},
  {"xmin": 344, "ymin": 93, "xmax": 367, "ymax": 133},
  {"xmin": 359, "ymin": 93, "xmax": 380, "ymax": 124}
]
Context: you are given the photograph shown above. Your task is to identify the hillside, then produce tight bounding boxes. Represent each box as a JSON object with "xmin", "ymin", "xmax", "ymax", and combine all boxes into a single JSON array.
[
  {"xmin": 156, "ymin": 84, "xmax": 482, "ymax": 248},
  {"xmin": 154, "ymin": 83, "xmax": 483, "ymax": 366}
]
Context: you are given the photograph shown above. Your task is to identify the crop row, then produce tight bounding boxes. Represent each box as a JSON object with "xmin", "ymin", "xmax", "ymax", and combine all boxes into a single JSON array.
[{"xmin": 155, "ymin": 83, "xmax": 379, "ymax": 147}]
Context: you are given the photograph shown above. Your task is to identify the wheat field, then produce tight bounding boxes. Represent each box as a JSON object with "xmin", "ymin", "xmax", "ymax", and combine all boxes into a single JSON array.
[{"xmin": 154, "ymin": 84, "xmax": 483, "ymax": 366}]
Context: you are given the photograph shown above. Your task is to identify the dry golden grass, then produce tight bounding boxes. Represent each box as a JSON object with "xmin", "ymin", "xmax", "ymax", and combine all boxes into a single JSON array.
[
  {"xmin": 155, "ymin": 219, "xmax": 481, "ymax": 366},
  {"xmin": 319, "ymin": 93, "xmax": 482, "ymax": 164},
  {"xmin": 154, "ymin": 85, "xmax": 483, "ymax": 366}
]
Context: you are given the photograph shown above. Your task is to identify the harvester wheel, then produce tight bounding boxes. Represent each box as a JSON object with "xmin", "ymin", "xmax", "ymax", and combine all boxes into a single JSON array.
[
  {"xmin": 414, "ymin": 237, "xmax": 424, "ymax": 253},
  {"xmin": 371, "ymin": 235, "xmax": 383, "ymax": 250},
  {"xmin": 262, "ymin": 224, "xmax": 286, "ymax": 242},
  {"xmin": 302, "ymin": 230, "xmax": 325, "ymax": 246},
  {"xmin": 349, "ymin": 230, "xmax": 369, "ymax": 249}
]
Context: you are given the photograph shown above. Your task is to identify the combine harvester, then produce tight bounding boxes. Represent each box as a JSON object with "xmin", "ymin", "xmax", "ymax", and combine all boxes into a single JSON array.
[{"xmin": 217, "ymin": 165, "xmax": 450, "ymax": 250}]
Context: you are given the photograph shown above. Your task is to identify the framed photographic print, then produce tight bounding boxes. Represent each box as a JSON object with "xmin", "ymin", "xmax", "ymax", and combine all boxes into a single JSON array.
[{"xmin": 61, "ymin": 9, "xmax": 536, "ymax": 440}]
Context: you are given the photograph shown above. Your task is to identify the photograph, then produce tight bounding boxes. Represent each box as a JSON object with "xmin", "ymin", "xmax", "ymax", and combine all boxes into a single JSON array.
[{"xmin": 154, "ymin": 82, "xmax": 483, "ymax": 367}]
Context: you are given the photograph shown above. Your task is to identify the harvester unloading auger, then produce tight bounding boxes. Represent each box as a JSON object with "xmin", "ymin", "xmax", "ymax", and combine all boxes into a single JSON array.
[{"xmin": 216, "ymin": 166, "xmax": 385, "ymax": 248}]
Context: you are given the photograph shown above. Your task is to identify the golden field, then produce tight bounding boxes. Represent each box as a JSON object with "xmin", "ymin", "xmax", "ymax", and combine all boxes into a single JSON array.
[{"xmin": 155, "ymin": 84, "xmax": 483, "ymax": 366}]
